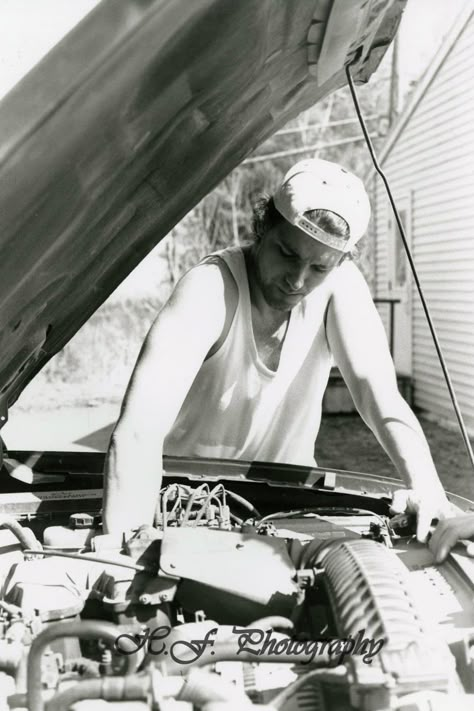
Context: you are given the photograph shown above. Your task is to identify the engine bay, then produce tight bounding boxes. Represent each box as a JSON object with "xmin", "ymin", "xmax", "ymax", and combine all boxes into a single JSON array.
[{"xmin": 1, "ymin": 477, "xmax": 474, "ymax": 711}]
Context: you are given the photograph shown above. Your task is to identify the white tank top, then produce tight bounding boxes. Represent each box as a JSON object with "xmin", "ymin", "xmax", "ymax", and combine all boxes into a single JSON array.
[{"xmin": 164, "ymin": 247, "xmax": 334, "ymax": 466}]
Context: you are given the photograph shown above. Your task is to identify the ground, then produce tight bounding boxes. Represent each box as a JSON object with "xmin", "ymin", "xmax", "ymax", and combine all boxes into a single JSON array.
[{"xmin": 316, "ymin": 413, "xmax": 474, "ymax": 502}]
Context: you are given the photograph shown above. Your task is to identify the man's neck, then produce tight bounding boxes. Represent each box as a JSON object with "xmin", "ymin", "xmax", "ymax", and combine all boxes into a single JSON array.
[{"xmin": 243, "ymin": 245, "xmax": 290, "ymax": 329}]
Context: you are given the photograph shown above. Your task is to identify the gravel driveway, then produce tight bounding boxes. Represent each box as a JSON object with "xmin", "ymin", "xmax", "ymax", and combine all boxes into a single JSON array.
[{"xmin": 316, "ymin": 413, "xmax": 474, "ymax": 501}]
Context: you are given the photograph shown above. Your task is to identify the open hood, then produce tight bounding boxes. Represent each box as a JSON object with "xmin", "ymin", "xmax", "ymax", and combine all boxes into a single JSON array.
[{"xmin": 0, "ymin": 0, "xmax": 406, "ymax": 421}]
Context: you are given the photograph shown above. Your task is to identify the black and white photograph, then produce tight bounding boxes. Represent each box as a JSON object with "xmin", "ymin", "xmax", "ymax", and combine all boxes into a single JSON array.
[{"xmin": 0, "ymin": 1, "xmax": 473, "ymax": 709}]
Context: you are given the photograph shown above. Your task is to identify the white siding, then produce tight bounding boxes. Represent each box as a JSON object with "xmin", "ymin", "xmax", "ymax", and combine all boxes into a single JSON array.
[{"xmin": 372, "ymin": 13, "xmax": 474, "ymax": 433}]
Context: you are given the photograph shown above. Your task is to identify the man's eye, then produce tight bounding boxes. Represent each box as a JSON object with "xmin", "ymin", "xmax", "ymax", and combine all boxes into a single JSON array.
[{"xmin": 312, "ymin": 264, "xmax": 331, "ymax": 273}]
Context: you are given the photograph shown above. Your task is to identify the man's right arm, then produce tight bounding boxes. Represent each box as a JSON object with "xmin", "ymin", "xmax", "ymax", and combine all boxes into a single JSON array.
[{"xmin": 103, "ymin": 263, "xmax": 228, "ymax": 534}]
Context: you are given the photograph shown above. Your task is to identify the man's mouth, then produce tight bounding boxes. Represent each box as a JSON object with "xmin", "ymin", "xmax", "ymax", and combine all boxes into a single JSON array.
[{"xmin": 278, "ymin": 286, "xmax": 303, "ymax": 297}]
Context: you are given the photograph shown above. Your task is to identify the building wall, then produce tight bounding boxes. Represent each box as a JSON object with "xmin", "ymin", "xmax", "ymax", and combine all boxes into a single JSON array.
[{"xmin": 372, "ymin": 13, "xmax": 474, "ymax": 432}]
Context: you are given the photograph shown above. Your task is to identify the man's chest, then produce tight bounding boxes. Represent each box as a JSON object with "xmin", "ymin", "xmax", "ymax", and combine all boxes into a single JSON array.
[{"xmin": 251, "ymin": 312, "xmax": 291, "ymax": 372}]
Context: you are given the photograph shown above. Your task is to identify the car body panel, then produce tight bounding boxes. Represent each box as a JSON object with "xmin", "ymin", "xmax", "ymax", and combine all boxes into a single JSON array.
[{"xmin": 0, "ymin": 0, "xmax": 406, "ymax": 416}]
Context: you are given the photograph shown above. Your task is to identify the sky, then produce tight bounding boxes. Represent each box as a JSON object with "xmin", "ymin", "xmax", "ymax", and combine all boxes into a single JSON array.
[{"xmin": 397, "ymin": 0, "xmax": 469, "ymax": 94}]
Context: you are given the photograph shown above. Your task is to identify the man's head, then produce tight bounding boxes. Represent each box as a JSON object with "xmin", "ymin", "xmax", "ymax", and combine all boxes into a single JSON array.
[{"xmin": 249, "ymin": 158, "xmax": 371, "ymax": 311}]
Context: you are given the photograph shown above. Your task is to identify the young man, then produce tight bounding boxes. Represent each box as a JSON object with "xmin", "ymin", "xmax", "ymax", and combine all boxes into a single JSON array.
[
  {"xmin": 103, "ymin": 158, "xmax": 452, "ymax": 539},
  {"xmin": 429, "ymin": 514, "xmax": 474, "ymax": 562}
]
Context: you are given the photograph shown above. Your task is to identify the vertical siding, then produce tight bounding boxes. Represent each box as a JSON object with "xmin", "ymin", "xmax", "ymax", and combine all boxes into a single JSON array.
[{"xmin": 373, "ymin": 14, "xmax": 474, "ymax": 433}]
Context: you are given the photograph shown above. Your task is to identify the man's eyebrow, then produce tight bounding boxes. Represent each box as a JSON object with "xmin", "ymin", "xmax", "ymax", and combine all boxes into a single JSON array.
[
  {"xmin": 278, "ymin": 238, "xmax": 335, "ymax": 269},
  {"xmin": 277, "ymin": 240, "xmax": 299, "ymax": 257}
]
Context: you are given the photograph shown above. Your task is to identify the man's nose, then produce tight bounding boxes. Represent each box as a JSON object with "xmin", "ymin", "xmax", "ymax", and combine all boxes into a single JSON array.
[{"xmin": 285, "ymin": 263, "xmax": 306, "ymax": 291}]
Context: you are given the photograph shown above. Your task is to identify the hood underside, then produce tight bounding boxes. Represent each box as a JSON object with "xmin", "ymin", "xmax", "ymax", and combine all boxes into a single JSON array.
[{"xmin": 0, "ymin": 0, "xmax": 405, "ymax": 420}]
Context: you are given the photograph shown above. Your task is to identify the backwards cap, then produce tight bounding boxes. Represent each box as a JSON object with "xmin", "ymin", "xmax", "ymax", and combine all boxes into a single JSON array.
[{"xmin": 273, "ymin": 158, "xmax": 371, "ymax": 253}]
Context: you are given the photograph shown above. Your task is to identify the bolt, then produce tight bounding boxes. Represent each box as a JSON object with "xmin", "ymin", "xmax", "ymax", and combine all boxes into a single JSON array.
[
  {"xmin": 139, "ymin": 594, "xmax": 151, "ymax": 605},
  {"xmin": 159, "ymin": 593, "xmax": 168, "ymax": 602},
  {"xmin": 236, "ymin": 543, "xmax": 244, "ymax": 550},
  {"xmin": 169, "ymin": 563, "xmax": 176, "ymax": 569}
]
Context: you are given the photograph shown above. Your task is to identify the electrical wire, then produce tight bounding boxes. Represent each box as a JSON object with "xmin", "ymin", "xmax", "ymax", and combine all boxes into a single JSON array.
[
  {"xmin": 194, "ymin": 484, "xmax": 225, "ymax": 525},
  {"xmin": 22, "ymin": 549, "xmax": 148, "ymax": 572},
  {"xmin": 346, "ymin": 63, "xmax": 474, "ymax": 477},
  {"xmin": 181, "ymin": 484, "xmax": 209, "ymax": 525},
  {"xmin": 225, "ymin": 490, "xmax": 261, "ymax": 518}
]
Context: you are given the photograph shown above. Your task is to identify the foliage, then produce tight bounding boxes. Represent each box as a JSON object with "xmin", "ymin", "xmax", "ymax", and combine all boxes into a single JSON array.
[
  {"xmin": 16, "ymin": 299, "xmax": 161, "ymax": 410},
  {"xmin": 162, "ymin": 69, "xmax": 391, "ymax": 290}
]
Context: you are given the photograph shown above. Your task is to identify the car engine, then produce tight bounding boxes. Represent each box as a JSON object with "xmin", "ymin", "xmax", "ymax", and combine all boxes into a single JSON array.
[{"xmin": 1, "ymin": 481, "xmax": 474, "ymax": 711}]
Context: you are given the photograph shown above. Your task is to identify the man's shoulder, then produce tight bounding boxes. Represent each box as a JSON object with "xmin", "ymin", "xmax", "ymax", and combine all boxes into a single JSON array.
[
  {"xmin": 326, "ymin": 259, "xmax": 376, "ymax": 321},
  {"xmin": 329, "ymin": 259, "xmax": 371, "ymax": 298},
  {"xmin": 171, "ymin": 254, "xmax": 234, "ymax": 301},
  {"xmin": 333, "ymin": 258, "xmax": 365, "ymax": 283},
  {"xmin": 185, "ymin": 250, "xmax": 239, "ymax": 304},
  {"xmin": 302, "ymin": 260, "xmax": 365, "ymax": 313},
  {"xmin": 168, "ymin": 253, "xmax": 239, "ymax": 347}
]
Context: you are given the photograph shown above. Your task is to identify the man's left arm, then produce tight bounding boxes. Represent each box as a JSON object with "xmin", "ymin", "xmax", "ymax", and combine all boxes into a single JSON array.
[{"xmin": 325, "ymin": 260, "xmax": 452, "ymax": 541}]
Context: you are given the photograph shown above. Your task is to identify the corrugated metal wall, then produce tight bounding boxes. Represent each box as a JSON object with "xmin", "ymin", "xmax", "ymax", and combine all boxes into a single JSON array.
[{"xmin": 373, "ymin": 13, "xmax": 474, "ymax": 432}]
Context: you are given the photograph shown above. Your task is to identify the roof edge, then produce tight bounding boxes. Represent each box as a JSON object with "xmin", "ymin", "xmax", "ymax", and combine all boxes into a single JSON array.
[{"xmin": 365, "ymin": 2, "xmax": 473, "ymax": 181}]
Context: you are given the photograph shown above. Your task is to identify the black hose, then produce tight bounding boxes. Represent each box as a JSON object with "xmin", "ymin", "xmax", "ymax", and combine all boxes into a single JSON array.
[
  {"xmin": 225, "ymin": 490, "xmax": 261, "ymax": 518},
  {"xmin": 27, "ymin": 620, "xmax": 139, "ymax": 711}
]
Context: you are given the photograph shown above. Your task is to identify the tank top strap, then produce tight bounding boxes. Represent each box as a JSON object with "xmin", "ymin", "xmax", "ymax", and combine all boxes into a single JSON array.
[{"xmin": 203, "ymin": 246, "xmax": 252, "ymax": 316}]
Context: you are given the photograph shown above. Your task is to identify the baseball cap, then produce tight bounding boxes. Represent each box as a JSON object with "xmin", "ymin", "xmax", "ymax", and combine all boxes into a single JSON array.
[{"xmin": 273, "ymin": 158, "xmax": 371, "ymax": 253}]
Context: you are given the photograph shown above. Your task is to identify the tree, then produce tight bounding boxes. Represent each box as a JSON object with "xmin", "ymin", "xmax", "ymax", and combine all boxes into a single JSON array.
[{"xmin": 161, "ymin": 60, "xmax": 392, "ymax": 288}]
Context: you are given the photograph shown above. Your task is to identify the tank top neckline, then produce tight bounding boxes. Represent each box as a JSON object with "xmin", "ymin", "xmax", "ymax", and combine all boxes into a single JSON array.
[{"xmin": 234, "ymin": 247, "xmax": 303, "ymax": 378}]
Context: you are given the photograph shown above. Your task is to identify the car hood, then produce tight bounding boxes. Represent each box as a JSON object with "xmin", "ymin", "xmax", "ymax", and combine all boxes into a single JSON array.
[{"xmin": 0, "ymin": 0, "xmax": 406, "ymax": 422}]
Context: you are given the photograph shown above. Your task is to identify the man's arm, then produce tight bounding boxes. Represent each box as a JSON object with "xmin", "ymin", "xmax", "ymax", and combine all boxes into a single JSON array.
[
  {"xmin": 326, "ymin": 261, "xmax": 449, "ymax": 540},
  {"xmin": 103, "ymin": 263, "xmax": 228, "ymax": 534}
]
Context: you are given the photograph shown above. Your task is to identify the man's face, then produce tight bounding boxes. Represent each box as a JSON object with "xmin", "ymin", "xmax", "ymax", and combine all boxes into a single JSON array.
[{"xmin": 252, "ymin": 220, "xmax": 344, "ymax": 311}]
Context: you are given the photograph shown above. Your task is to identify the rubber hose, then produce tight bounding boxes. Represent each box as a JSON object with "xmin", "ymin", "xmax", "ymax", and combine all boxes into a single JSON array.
[
  {"xmin": 0, "ymin": 514, "xmax": 42, "ymax": 551},
  {"xmin": 46, "ymin": 675, "xmax": 150, "ymax": 711},
  {"xmin": 271, "ymin": 668, "xmax": 335, "ymax": 709},
  {"xmin": 161, "ymin": 638, "xmax": 333, "ymax": 675},
  {"xmin": 27, "ymin": 620, "xmax": 139, "ymax": 711},
  {"xmin": 177, "ymin": 668, "xmax": 250, "ymax": 706}
]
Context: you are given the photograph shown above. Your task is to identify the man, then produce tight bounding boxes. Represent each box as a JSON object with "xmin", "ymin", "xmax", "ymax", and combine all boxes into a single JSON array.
[
  {"xmin": 103, "ymin": 158, "xmax": 452, "ymax": 539},
  {"xmin": 429, "ymin": 514, "xmax": 474, "ymax": 562}
]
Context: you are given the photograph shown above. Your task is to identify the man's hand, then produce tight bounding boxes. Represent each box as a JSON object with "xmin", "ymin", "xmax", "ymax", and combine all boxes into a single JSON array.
[
  {"xmin": 428, "ymin": 514, "xmax": 474, "ymax": 563},
  {"xmin": 390, "ymin": 488, "xmax": 458, "ymax": 543}
]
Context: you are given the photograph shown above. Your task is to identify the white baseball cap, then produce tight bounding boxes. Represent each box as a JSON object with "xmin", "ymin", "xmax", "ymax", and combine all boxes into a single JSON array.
[{"xmin": 273, "ymin": 158, "xmax": 371, "ymax": 253}]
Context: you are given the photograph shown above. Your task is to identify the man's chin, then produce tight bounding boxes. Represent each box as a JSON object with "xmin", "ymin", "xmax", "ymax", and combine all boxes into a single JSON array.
[{"xmin": 265, "ymin": 287, "xmax": 302, "ymax": 311}]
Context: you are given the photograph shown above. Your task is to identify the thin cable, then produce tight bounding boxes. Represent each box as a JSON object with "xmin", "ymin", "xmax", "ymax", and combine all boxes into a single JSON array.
[
  {"xmin": 194, "ymin": 484, "xmax": 225, "ymax": 525},
  {"xmin": 346, "ymin": 63, "xmax": 474, "ymax": 476},
  {"xmin": 182, "ymin": 484, "xmax": 209, "ymax": 525},
  {"xmin": 22, "ymin": 548, "xmax": 147, "ymax": 572},
  {"xmin": 242, "ymin": 135, "xmax": 377, "ymax": 164},
  {"xmin": 275, "ymin": 114, "xmax": 379, "ymax": 136}
]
